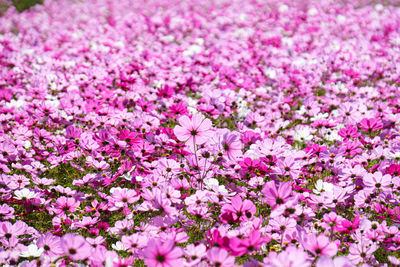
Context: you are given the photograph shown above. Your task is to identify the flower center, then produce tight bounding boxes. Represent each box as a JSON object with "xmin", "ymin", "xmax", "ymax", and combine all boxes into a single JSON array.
[
  {"xmin": 156, "ymin": 254, "xmax": 165, "ymax": 262},
  {"xmin": 223, "ymin": 143, "xmax": 229, "ymax": 151}
]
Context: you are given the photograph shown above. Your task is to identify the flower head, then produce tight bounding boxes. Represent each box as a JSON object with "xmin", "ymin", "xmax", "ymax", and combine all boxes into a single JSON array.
[
  {"xmin": 143, "ymin": 239, "xmax": 183, "ymax": 267},
  {"xmin": 174, "ymin": 114, "xmax": 213, "ymax": 146}
]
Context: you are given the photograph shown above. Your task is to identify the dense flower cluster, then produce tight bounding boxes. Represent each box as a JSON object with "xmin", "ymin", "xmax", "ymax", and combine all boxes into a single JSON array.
[{"xmin": 0, "ymin": 0, "xmax": 400, "ymax": 266}]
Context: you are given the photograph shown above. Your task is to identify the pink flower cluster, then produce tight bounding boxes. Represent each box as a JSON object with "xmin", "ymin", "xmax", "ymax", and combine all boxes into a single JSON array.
[{"xmin": 0, "ymin": 0, "xmax": 400, "ymax": 266}]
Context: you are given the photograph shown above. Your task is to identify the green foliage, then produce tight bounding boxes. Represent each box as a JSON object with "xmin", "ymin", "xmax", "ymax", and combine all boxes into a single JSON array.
[
  {"xmin": 12, "ymin": 0, "xmax": 43, "ymax": 12},
  {"xmin": 133, "ymin": 259, "xmax": 146, "ymax": 267},
  {"xmin": 0, "ymin": 2, "xmax": 8, "ymax": 16},
  {"xmin": 314, "ymin": 87, "xmax": 326, "ymax": 96},
  {"xmin": 373, "ymin": 247, "xmax": 390, "ymax": 265}
]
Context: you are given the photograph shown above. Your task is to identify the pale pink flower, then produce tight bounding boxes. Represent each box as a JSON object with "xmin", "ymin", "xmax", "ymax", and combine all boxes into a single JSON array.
[
  {"xmin": 301, "ymin": 233, "xmax": 338, "ymax": 257},
  {"xmin": 207, "ymin": 247, "xmax": 236, "ymax": 267},
  {"xmin": 143, "ymin": 239, "xmax": 183, "ymax": 267},
  {"xmin": 174, "ymin": 114, "xmax": 213, "ymax": 146}
]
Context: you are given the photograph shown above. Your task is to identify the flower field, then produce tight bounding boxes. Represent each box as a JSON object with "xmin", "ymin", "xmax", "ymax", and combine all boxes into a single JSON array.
[{"xmin": 1, "ymin": 0, "xmax": 400, "ymax": 266}]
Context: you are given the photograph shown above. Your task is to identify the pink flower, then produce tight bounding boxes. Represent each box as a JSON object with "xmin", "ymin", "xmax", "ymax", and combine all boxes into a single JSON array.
[
  {"xmin": 363, "ymin": 171, "xmax": 391, "ymax": 190},
  {"xmin": 110, "ymin": 187, "xmax": 140, "ymax": 207},
  {"xmin": 334, "ymin": 216, "xmax": 360, "ymax": 234},
  {"xmin": 262, "ymin": 181, "xmax": 292, "ymax": 209},
  {"xmin": 206, "ymin": 229, "xmax": 231, "ymax": 250},
  {"xmin": 173, "ymin": 114, "xmax": 213, "ymax": 146},
  {"xmin": 230, "ymin": 230, "xmax": 270, "ymax": 256},
  {"xmin": 348, "ymin": 241, "xmax": 377, "ymax": 264},
  {"xmin": 338, "ymin": 125, "xmax": 360, "ymax": 141},
  {"xmin": 301, "ymin": 233, "xmax": 338, "ymax": 257},
  {"xmin": 37, "ymin": 233, "xmax": 63, "ymax": 258},
  {"xmin": 316, "ymin": 256, "xmax": 355, "ymax": 267},
  {"xmin": 143, "ymin": 239, "xmax": 183, "ymax": 267},
  {"xmin": 53, "ymin": 197, "xmax": 80, "ymax": 216},
  {"xmin": 221, "ymin": 195, "xmax": 256, "ymax": 222},
  {"xmin": 207, "ymin": 247, "xmax": 236, "ymax": 267},
  {"xmin": 274, "ymin": 157, "xmax": 302, "ymax": 179},
  {"xmin": 0, "ymin": 221, "xmax": 27, "ymax": 239},
  {"xmin": 359, "ymin": 118, "xmax": 383, "ymax": 133},
  {"xmin": 90, "ymin": 246, "xmax": 119, "ymax": 267},
  {"xmin": 184, "ymin": 243, "xmax": 207, "ymax": 266},
  {"xmin": 264, "ymin": 246, "xmax": 310, "ymax": 267},
  {"xmin": 61, "ymin": 233, "xmax": 91, "ymax": 261},
  {"xmin": 342, "ymin": 141, "xmax": 362, "ymax": 157},
  {"xmin": 220, "ymin": 131, "xmax": 243, "ymax": 161},
  {"xmin": 121, "ymin": 234, "xmax": 147, "ymax": 255},
  {"xmin": 388, "ymin": 256, "xmax": 400, "ymax": 266}
]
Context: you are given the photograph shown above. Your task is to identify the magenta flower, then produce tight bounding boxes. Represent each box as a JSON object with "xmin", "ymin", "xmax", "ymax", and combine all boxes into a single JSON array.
[
  {"xmin": 385, "ymin": 163, "xmax": 400, "ymax": 176},
  {"xmin": 221, "ymin": 195, "xmax": 256, "ymax": 222},
  {"xmin": 173, "ymin": 114, "xmax": 213, "ymax": 146},
  {"xmin": 230, "ymin": 230, "xmax": 270, "ymax": 256},
  {"xmin": 53, "ymin": 197, "xmax": 80, "ymax": 216},
  {"xmin": 205, "ymin": 229, "xmax": 231, "ymax": 250},
  {"xmin": 143, "ymin": 239, "xmax": 183, "ymax": 267},
  {"xmin": 338, "ymin": 125, "xmax": 360, "ymax": 141},
  {"xmin": 359, "ymin": 118, "xmax": 383, "ymax": 133},
  {"xmin": 334, "ymin": 216, "xmax": 360, "ymax": 234}
]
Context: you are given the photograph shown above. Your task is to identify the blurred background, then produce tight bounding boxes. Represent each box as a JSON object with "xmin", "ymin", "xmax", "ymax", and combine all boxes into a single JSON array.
[
  {"xmin": 1, "ymin": 0, "xmax": 400, "ymax": 16},
  {"xmin": 2, "ymin": 0, "xmax": 400, "ymax": 14}
]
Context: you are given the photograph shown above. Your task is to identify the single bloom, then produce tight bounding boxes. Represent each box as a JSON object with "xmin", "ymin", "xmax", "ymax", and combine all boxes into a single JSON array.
[
  {"xmin": 174, "ymin": 114, "xmax": 213, "ymax": 146},
  {"xmin": 143, "ymin": 239, "xmax": 183, "ymax": 267}
]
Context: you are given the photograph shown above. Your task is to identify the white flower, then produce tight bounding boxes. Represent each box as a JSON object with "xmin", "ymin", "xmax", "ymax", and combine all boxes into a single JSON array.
[
  {"xmin": 374, "ymin": 4, "xmax": 384, "ymax": 11},
  {"xmin": 293, "ymin": 127, "xmax": 313, "ymax": 142},
  {"xmin": 24, "ymin": 140, "xmax": 32, "ymax": 149},
  {"xmin": 264, "ymin": 68, "xmax": 277, "ymax": 79},
  {"xmin": 14, "ymin": 188, "xmax": 37, "ymax": 200},
  {"xmin": 111, "ymin": 241, "xmax": 128, "ymax": 251},
  {"xmin": 278, "ymin": 4, "xmax": 289, "ymax": 13},
  {"xmin": 20, "ymin": 244, "xmax": 44, "ymax": 258},
  {"xmin": 307, "ymin": 7, "xmax": 318, "ymax": 16},
  {"xmin": 160, "ymin": 35, "xmax": 175, "ymax": 43},
  {"xmin": 310, "ymin": 113, "xmax": 329, "ymax": 122},
  {"xmin": 336, "ymin": 15, "xmax": 346, "ymax": 23},
  {"xmin": 135, "ymin": 176, "xmax": 144, "ymax": 182},
  {"xmin": 388, "ymin": 150, "xmax": 400, "ymax": 160},
  {"xmin": 324, "ymin": 129, "xmax": 341, "ymax": 142},
  {"xmin": 313, "ymin": 180, "xmax": 334, "ymax": 195},
  {"xmin": 204, "ymin": 178, "xmax": 219, "ymax": 189},
  {"xmin": 5, "ymin": 99, "xmax": 26, "ymax": 109},
  {"xmin": 183, "ymin": 45, "xmax": 202, "ymax": 57}
]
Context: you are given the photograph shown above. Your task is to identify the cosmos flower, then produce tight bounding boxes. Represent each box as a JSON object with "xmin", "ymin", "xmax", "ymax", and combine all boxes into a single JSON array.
[
  {"xmin": 143, "ymin": 239, "xmax": 183, "ymax": 267},
  {"xmin": 300, "ymin": 233, "xmax": 338, "ymax": 257},
  {"xmin": 207, "ymin": 247, "xmax": 236, "ymax": 267},
  {"xmin": 61, "ymin": 234, "xmax": 91, "ymax": 261},
  {"xmin": 174, "ymin": 114, "xmax": 213, "ymax": 146}
]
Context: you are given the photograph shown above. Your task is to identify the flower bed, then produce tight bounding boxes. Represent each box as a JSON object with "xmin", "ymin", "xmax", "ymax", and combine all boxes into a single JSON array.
[{"xmin": 0, "ymin": 0, "xmax": 400, "ymax": 266}]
